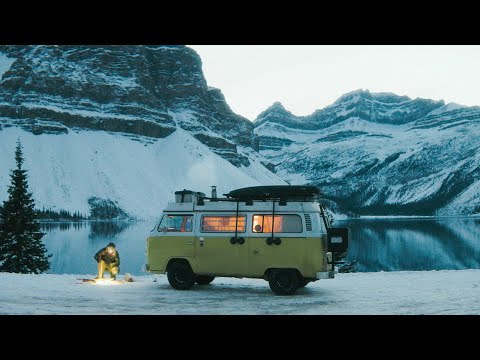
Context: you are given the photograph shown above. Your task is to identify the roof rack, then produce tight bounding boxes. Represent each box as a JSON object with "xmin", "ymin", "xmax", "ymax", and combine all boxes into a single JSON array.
[{"xmin": 224, "ymin": 185, "xmax": 321, "ymax": 202}]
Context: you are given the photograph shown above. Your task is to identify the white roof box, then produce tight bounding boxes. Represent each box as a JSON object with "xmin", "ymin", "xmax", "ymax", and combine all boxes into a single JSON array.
[{"xmin": 174, "ymin": 189, "xmax": 206, "ymax": 203}]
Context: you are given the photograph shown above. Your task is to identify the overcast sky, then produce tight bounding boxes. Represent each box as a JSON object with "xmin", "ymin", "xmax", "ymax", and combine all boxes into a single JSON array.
[{"xmin": 188, "ymin": 45, "xmax": 480, "ymax": 121}]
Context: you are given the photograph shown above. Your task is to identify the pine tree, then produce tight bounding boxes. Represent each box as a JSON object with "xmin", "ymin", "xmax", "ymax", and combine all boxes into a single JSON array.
[{"xmin": 0, "ymin": 140, "xmax": 51, "ymax": 273}]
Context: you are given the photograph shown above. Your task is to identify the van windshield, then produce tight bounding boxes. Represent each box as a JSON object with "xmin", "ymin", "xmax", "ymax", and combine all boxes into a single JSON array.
[{"xmin": 158, "ymin": 215, "xmax": 193, "ymax": 232}]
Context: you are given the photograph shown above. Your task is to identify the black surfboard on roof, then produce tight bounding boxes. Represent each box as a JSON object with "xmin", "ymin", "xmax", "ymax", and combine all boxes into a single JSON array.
[{"xmin": 225, "ymin": 185, "xmax": 321, "ymax": 202}]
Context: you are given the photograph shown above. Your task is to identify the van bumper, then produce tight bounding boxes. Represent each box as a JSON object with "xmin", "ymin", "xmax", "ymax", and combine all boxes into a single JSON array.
[{"xmin": 316, "ymin": 271, "xmax": 335, "ymax": 279}]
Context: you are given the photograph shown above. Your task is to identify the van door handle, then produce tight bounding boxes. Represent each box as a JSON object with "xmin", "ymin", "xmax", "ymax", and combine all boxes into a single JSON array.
[
  {"xmin": 199, "ymin": 237, "xmax": 205, "ymax": 247},
  {"xmin": 253, "ymin": 249, "xmax": 259, "ymax": 255}
]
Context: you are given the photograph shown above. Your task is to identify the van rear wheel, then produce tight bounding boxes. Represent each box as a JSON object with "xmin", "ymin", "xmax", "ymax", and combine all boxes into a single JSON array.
[
  {"xmin": 298, "ymin": 279, "xmax": 310, "ymax": 288},
  {"xmin": 167, "ymin": 261, "xmax": 195, "ymax": 290},
  {"xmin": 196, "ymin": 275, "xmax": 215, "ymax": 285},
  {"xmin": 268, "ymin": 269, "xmax": 299, "ymax": 295}
]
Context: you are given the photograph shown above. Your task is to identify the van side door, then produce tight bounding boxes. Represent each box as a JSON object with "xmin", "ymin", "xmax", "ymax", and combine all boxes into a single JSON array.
[
  {"xmin": 194, "ymin": 213, "xmax": 249, "ymax": 276},
  {"xmin": 247, "ymin": 212, "xmax": 307, "ymax": 277}
]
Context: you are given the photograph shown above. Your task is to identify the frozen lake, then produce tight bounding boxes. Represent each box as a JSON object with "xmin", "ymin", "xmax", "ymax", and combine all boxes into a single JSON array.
[{"xmin": 41, "ymin": 217, "xmax": 480, "ymax": 276}]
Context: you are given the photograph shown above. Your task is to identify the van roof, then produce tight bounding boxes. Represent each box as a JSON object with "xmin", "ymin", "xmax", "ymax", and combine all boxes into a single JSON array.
[{"xmin": 163, "ymin": 200, "xmax": 321, "ymax": 213}]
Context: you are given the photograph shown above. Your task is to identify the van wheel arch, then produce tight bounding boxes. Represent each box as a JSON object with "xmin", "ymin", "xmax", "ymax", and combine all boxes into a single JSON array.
[
  {"xmin": 264, "ymin": 268, "xmax": 303, "ymax": 280},
  {"xmin": 166, "ymin": 258, "xmax": 190, "ymax": 271}
]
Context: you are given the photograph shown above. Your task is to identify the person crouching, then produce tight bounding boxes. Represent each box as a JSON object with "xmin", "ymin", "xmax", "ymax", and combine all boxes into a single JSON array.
[{"xmin": 94, "ymin": 242, "xmax": 120, "ymax": 280}]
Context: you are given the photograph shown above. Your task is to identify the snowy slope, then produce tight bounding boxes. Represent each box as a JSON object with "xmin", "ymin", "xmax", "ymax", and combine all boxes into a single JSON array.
[
  {"xmin": 0, "ymin": 127, "xmax": 284, "ymax": 219},
  {"xmin": 0, "ymin": 53, "xmax": 15, "ymax": 79},
  {"xmin": 1, "ymin": 270, "xmax": 479, "ymax": 314},
  {"xmin": 0, "ymin": 45, "xmax": 257, "ymax": 167},
  {"xmin": 255, "ymin": 90, "xmax": 480, "ymax": 215},
  {"xmin": 0, "ymin": 45, "xmax": 285, "ymax": 218}
]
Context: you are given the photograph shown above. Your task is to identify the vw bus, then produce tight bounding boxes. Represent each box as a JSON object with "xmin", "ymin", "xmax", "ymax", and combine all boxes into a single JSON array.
[{"xmin": 145, "ymin": 185, "xmax": 348, "ymax": 295}]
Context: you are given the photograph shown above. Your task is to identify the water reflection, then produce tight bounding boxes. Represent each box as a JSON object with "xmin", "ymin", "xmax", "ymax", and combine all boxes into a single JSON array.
[
  {"xmin": 89, "ymin": 222, "xmax": 130, "ymax": 239},
  {"xmin": 337, "ymin": 218, "xmax": 480, "ymax": 272},
  {"xmin": 41, "ymin": 221, "xmax": 87, "ymax": 232},
  {"xmin": 43, "ymin": 221, "xmax": 149, "ymax": 276},
  {"xmin": 42, "ymin": 218, "xmax": 480, "ymax": 275}
]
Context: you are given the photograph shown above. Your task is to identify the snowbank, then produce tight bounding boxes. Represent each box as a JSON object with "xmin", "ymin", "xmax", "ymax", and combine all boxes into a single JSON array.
[{"xmin": 1, "ymin": 270, "xmax": 479, "ymax": 314}]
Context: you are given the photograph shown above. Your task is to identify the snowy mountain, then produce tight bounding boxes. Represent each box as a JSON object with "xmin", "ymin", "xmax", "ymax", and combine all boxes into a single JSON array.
[
  {"xmin": 0, "ymin": 46, "xmax": 283, "ymax": 219},
  {"xmin": 255, "ymin": 90, "xmax": 480, "ymax": 216},
  {"xmin": 3, "ymin": 46, "xmax": 478, "ymax": 218}
]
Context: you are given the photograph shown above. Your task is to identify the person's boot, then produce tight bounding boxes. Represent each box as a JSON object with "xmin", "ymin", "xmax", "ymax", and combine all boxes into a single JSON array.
[
  {"xmin": 110, "ymin": 266, "xmax": 119, "ymax": 281},
  {"xmin": 96, "ymin": 261, "xmax": 105, "ymax": 280}
]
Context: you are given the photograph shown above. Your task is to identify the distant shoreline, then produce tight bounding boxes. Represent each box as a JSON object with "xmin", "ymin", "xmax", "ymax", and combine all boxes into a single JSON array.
[
  {"xmin": 38, "ymin": 219, "xmax": 137, "ymax": 223},
  {"xmin": 338, "ymin": 215, "xmax": 480, "ymax": 220}
]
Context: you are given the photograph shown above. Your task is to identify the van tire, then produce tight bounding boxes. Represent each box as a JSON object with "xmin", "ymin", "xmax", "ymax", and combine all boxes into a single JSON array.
[
  {"xmin": 298, "ymin": 279, "xmax": 310, "ymax": 288},
  {"xmin": 196, "ymin": 275, "xmax": 215, "ymax": 285},
  {"xmin": 268, "ymin": 269, "xmax": 299, "ymax": 295},
  {"xmin": 167, "ymin": 261, "xmax": 195, "ymax": 290}
]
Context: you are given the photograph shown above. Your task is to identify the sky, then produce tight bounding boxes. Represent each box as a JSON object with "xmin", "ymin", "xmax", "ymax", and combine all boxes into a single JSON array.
[{"xmin": 188, "ymin": 45, "xmax": 480, "ymax": 121}]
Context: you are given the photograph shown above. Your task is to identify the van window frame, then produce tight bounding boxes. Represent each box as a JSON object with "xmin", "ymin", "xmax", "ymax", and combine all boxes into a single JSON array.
[
  {"xmin": 200, "ymin": 214, "xmax": 247, "ymax": 233},
  {"xmin": 252, "ymin": 214, "xmax": 304, "ymax": 234},
  {"xmin": 157, "ymin": 214, "xmax": 194, "ymax": 233}
]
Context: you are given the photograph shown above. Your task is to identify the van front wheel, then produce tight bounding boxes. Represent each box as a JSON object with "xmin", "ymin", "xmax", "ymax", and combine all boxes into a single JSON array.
[
  {"xmin": 196, "ymin": 275, "xmax": 215, "ymax": 285},
  {"xmin": 268, "ymin": 269, "xmax": 299, "ymax": 295},
  {"xmin": 167, "ymin": 261, "xmax": 195, "ymax": 290}
]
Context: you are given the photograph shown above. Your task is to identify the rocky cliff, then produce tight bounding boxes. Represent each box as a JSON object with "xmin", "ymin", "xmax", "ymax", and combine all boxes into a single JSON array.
[
  {"xmin": 0, "ymin": 46, "xmax": 283, "ymax": 219},
  {"xmin": 0, "ymin": 45, "xmax": 256, "ymax": 167},
  {"xmin": 255, "ymin": 90, "xmax": 480, "ymax": 215}
]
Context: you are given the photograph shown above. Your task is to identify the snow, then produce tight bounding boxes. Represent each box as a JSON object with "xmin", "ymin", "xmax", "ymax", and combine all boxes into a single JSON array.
[
  {"xmin": 21, "ymin": 102, "xmax": 153, "ymax": 122},
  {"xmin": 439, "ymin": 179, "xmax": 480, "ymax": 215},
  {"xmin": 255, "ymin": 97, "xmax": 480, "ymax": 214},
  {"xmin": 0, "ymin": 53, "xmax": 15, "ymax": 79},
  {"xmin": 427, "ymin": 102, "xmax": 466, "ymax": 116},
  {"xmin": 0, "ymin": 270, "xmax": 479, "ymax": 314},
  {"xmin": 0, "ymin": 127, "xmax": 285, "ymax": 220}
]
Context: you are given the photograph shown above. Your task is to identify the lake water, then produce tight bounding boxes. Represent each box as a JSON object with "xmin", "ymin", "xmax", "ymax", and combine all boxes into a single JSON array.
[
  {"xmin": 42, "ymin": 221, "xmax": 153, "ymax": 276},
  {"xmin": 42, "ymin": 218, "xmax": 480, "ymax": 275}
]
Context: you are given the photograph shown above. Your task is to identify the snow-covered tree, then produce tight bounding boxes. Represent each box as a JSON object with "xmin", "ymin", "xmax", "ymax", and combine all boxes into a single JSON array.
[{"xmin": 0, "ymin": 140, "xmax": 51, "ymax": 273}]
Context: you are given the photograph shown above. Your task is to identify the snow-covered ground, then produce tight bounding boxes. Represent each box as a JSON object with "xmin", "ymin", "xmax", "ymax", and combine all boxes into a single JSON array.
[{"xmin": 1, "ymin": 270, "xmax": 479, "ymax": 314}]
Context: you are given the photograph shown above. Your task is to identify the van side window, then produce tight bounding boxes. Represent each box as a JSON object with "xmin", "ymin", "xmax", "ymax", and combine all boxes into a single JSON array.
[
  {"xmin": 252, "ymin": 215, "xmax": 303, "ymax": 233},
  {"xmin": 201, "ymin": 216, "xmax": 246, "ymax": 233},
  {"xmin": 158, "ymin": 215, "xmax": 193, "ymax": 232}
]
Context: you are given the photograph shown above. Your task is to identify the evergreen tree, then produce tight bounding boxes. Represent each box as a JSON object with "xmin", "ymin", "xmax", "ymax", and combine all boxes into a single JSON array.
[{"xmin": 0, "ymin": 140, "xmax": 51, "ymax": 273}]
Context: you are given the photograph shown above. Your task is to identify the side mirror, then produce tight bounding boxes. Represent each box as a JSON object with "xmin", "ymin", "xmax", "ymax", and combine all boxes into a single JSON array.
[{"xmin": 327, "ymin": 227, "xmax": 349, "ymax": 253}]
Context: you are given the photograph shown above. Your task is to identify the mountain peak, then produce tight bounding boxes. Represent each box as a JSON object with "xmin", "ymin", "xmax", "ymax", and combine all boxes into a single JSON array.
[
  {"xmin": 254, "ymin": 102, "xmax": 293, "ymax": 123},
  {"xmin": 0, "ymin": 45, "xmax": 258, "ymax": 169},
  {"xmin": 266, "ymin": 101, "xmax": 288, "ymax": 113},
  {"xmin": 333, "ymin": 89, "xmax": 371, "ymax": 104},
  {"xmin": 333, "ymin": 89, "xmax": 415, "ymax": 105}
]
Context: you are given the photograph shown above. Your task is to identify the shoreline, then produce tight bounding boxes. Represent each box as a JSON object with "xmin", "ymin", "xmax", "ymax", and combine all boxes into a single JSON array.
[{"xmin": 340, "ymin": 214, "xmax": 480, "ymax": 220}]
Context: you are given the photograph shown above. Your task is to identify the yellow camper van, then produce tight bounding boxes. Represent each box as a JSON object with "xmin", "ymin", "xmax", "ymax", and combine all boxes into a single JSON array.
[{"xmin": 145, "ymin": 185, "xmax": 348, "ymax": 295}]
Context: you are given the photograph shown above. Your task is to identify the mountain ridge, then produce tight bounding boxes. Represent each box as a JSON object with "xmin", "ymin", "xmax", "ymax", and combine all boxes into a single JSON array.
[
  {"xmin": 2, "ymin": 45, "xmax": 479, "ymax": 217},
  {"xmin": 0, "ymin": 45, "xmax": 283, "ymax": 219},
  {"xmin": 254, "ymin": 90, "xmax": 480, "ymax": 216}
]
